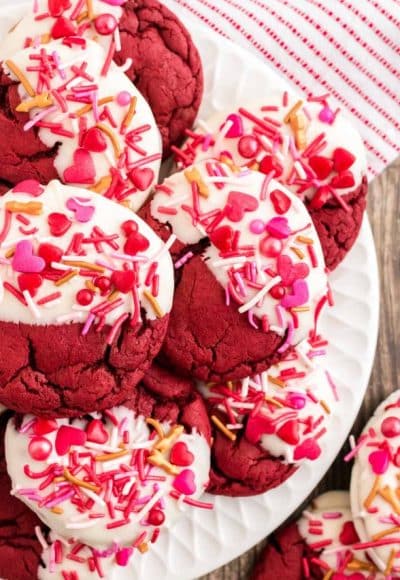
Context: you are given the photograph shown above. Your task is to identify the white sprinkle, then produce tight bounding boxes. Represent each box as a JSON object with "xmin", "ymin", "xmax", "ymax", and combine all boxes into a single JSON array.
[
  {"xmin": 56, "ymin": 312, "xmax": 85, "ymax": 323},
  {"xmin": 66, "ymin": 520, "xmax": 99, "ymax": 530},
  {"xmin": 118, "ymin": 58, "xmax": 133, "ymax": 73},
  {"xmin": 114, "ymin": 26, "xmax": 121, "ymax": 52},
  {"xmin": 108, "ymin": 252, "xmax": 148, "ymax": 263},
  {"xmin": 82, "ymin": 488, "xmax": 106, "ymax": 507},
  {"xmin": 269, "ymin": 325, "xmax": 285, "ymax": 336},
  {"xmin": 150, "ymin": 234, "xmax": 177, "ymax": 262},
  {"xmin": 35, "ymin": 526, "xmax": 48, "ymax": 551},
  {"xmin": 85, "ymin": 442, "xmax": 122, "ymax": 453},
  {"xmin": 212, "ymin": 256, "xmax": 248, "ymax": 268},
  {"xmin": 43, "ymin": 299, "xmax": 62, "ymax": 309},
  {"xmin": 294, "ymin": 160, "xmax": 307, "ymax": 180},
  {"xmin": 213, "ymin": 119, "xmax": 233, "ymax": 154},
  {"xmin": 240, "ymin": 377, "xmax": 250, "ymax": 398},
  {"xmin": 51, "ymin": 261, "xmax": 74, "ymax": 271},
  {"xmin": 238, "ymin": 276, "xmax": 281, "ymax": 314},
  {"xmin": 136, "ymin": 488, "xmax": 165, "ymax": 520},
  {"xmin": 23, "ymin": 290, "xmax": 41, "ymax": 319},
  {"xmin": 196, "ymin": 119, "xmax": 212, "ymax": 134},
  {"xmin": 226, "ymin": 424, "xmax": 244, "ymax": 430}
]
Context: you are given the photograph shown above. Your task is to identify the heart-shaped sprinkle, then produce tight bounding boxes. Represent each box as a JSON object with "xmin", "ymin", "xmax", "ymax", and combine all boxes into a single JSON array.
[
  {"xmin": 170, "ymin": 442, "xmax": 194, "ymax": 467},
  {"xmin": 121, "ymin": 220, "xmax": 138, "ymax": 236},
  {"xmin": 309, "ymin": 185, "xmax": 331, "ymax": 209},
  {"xmin": 12, "ymin": 180, "xmax": 44, "ymax": 197},
  {"xmin": 280, "ymin": 279, "xmax": 309, "ymax": 308},
  {"xmin": 124, "ymin": 231, "xmax": 150, "ymax": 256},
  {"xmin": 55, "ymin": 425, "xmax": 87, "ymax": 456},
  {"xmin": 285, "ymin": 392, "xmax": 306, "ymax": 410},
  {"xmin": 276, "ymin": 419, "xmax": 299, "ymax": 445},
  {"xmin": 309, "ymin": 155, "xmax": 334, "ymax": 180},
  {"xmin": 66, "ymin": 197, "xmax": 95, "ymax": 223},
  {"xmin": 265, "ymin": 216, "xmax": 291, "ymax": 239},
  {"xmin": 259, "ymin": 155, "xmax": 283, "ymax": 178},
  {"xmin": 28, "ymin": 436, "xmax": 52, "ymax": 461},
  {"xmin": 277, "ymin": 254, "xmax": 309, "ymax": 287},
  {"xmin": 17, "ymin": 273, "xmax": 42, "ymax": 297},
  {"xmin": 224, "ymin": 113, "xmax": 244, "ymax": 138},
  {"xmin": 115, "ymin": 547, "xmax": 133, "ymax": 567},
  {"xmin": 173, "ymin": 468, "xmax": 196, "ymax": 496},
  {"xmin": 86, "ymin": 419, "xmax": 109, "ymax": 444},
  {"xmin": 238, "ymin": 135, "xmax": 259, "ymax": 158},
  {"xmin": 12, "ymin": 240, "xmax": 45, "ymax": 274},
  {"xmin": 111, "ymin": 270, "xmax": 136, "ymax": 293},
  {"xmin": 333, "ymin": 148, "xmax": 355, "ymax": 172},
  {"xmin": 129, "ymin": 167, "xmax": 155, "ymax": 191},
  {"xmin": 225, "ymin": 191, "xmax": 259, "ymax": 222},
  {"xmin": 33, "ymin": 418, "xmax": 58, "ymax": 436},
  {"xmin": 48, "ymin": 0, "xmax": 71, "ymax": 17},
  {"xmin": 339, "ymin": 520, "xmax": 359, "ymax": 546},
  {"xmin": 381, "ymin": 416, "xmax": 400, "ymax": 438},
  {"xmin": 63, "ymin": 149, "xmax": 96, "ymax": 185},
  {"xmin": 270, "ymin": 188, "xmax": 291, "ymax": 215},
  {"xmin": 38, "ymin": 243, "xmax": 63, "ymax": 267},
  {"xmin": 245, "ymin": 414, "xmax": 275, "ymax": 444},
  {"xmin": 47, "ymin": 213, "xmax": 72, "ymax": 237},
  {"xmin": 51, "ymin": 16, "xmax": 76, "ymax": 39},
  {"xmin": 210, "ymin": 225, "xmax": 234, "ymax": 252},
  {"xmin": 368, "ymin": 449, "xmax": 389, "ymax": 475},
  {"xmin": 81, "ymin": 127, "xmax": 108, "ymax": 152},
  {"xmin": 330, "ymin": 170, "xmax": 355, "ymax": 189},
  {"xmin": 293, "ymin": 438, "xmax": 321, "ymax": 461}
]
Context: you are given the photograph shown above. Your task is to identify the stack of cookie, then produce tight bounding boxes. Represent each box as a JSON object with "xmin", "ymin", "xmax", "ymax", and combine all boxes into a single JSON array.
[{"xmin": 0, "ymin": 0, "xmax": 368, "ymax": 578}]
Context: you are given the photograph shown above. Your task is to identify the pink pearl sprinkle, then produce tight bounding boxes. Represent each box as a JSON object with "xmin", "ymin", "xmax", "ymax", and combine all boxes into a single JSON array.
[
  {"xmin": 249, "ymin": 219, "xmax": 265, "ymax": 235},
  {"xmin": 117, "ymin": 91, "xmax": 132, "ymax": 106},
  {"xmin": 318, "ymin": 106, "xmax": 335, "ymax": 124}
]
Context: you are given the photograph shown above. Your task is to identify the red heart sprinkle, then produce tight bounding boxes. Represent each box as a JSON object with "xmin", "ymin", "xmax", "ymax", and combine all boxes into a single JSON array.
[
  {"xmin": 209, "ymin": 225, "xmax": 234, "ymax": 253},
  {"xmin": 81, "ymin": 127, "xmax": 107, "ymax": 153},
  {"xmin": 111, "ymin": 270, "xmax": 136, "ymax": 293},
  {"xmin": 309, "ymin": 185, "xmax": 332, "ymax": 209},
  {"xmin": 225, "ymin": 191, "xmax": 259, "ymax": 222},
  {"xmin": 170, "ymin": 442, "xmax": 194, "ymax": 467},
  {"xmin": 38, "ymin": 243, "xmax": 63, "ymax": 266},
  {"xmin": 55, "ymin": 425, "xmax": 87, "ymax": 456},
  {"xmin": 276, "ymin": 420, "xmax": 299, "ymax": 445},
  {"xmin": 339, "ymin": 521, "xmax": 359, "ymax": 545},
  {"xmin": 33, "ymin": 418, "xmax": 58, "ymax": 436},
  {"xmin": 173, "ymin": 468, "xmax": 196, "ymax": 495},
  {"xmin": 259, "ymin": 155, "xmax": 283, "ymax": 178},
  {"xmin": 270, "ymin": 188, "xmax": 291, "ymax": 215},
  {"xmin": 17, "ymin": 273, "xmax": 42, "ymax": 297},
  {"xmin": 51, "ymin": 16, "xmax": 77, "ymax": 39},
  {"xmin": 129, "ymin": 167, "xmax": 155, "ymax": 191},
  {"xmin": 368, "ymin": 449, "xmax": 389, "ymax": 475},
  {"xmin": 124, "ymin": 231, "xmax": 150, "ymax": 256},
  {"xmin": 48, "ymin": 0, "xmax": 71, "ymax": 17},
  {"xmin": 63, "ymin": 149, "xmax": 96, "ymax": 185},
  {"xmin": 121, "ymin": 220, "xmax": 138, "ymax": 236},
  {"xmin": 86, "ymin": 419, "xmax": 109, "ymax": 444},
  {"xmin": 28, "ymin": 436, "xmax": 53, "ymax": 461},
  {"xmin": 12, "ymin": 180, "xmax": 44, "ymax": 197},
  {"xmin": 245, "ymin": 414, "xmax": 275, "ymax": 444},
  {"xmin": 381, "ymin": 416, "xmax": 400, "ymax": 438},
  {"xmin": 309, "ymin": 155, "xmax": 334, "ymax": 180},
  {"xmin": 330, "ymin": 170, "xmax": 355, "ymax": 189},
  {"xmin": 48, "ymin": 213, "xmax": 72, "ymax": 237},
  {"xmin": 293, "ymin": 438, "xmax": 321, "ymax": 461},
  {"xmin": 277, "ymin": 254, "xmax": 309, "ymax": 287},
  {"xmin": 333, "ymin": 148, "xmax": 356, "ymax": 172},
  {"xmin": 224, "ymin": 113, "xmax": 244, "ymax": 138}
]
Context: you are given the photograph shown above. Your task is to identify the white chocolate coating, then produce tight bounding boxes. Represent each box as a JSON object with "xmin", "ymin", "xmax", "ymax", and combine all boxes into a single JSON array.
[
  {"xmin": 3, "ymin": 39, "xmax": 161, "ymax": 211},
  {"xmin": 152, "ymin": 160, "xmax": 329, "ymax": 346},
  {"xmin": 6, "ymin": 408, "xmax": 211, "ymax": 549},
  {"xmin": 0, "ymin": 180, "xmax": 173, "ymax": 325},
  {"xmin": 350, "ymin": 390, "xmax": 400, "ymax": 574}
]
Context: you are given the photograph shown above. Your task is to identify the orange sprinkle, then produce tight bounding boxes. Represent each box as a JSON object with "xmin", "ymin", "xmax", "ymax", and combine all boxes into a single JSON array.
[
  {"xmin": 385, "ymin": 549, "xmax": 396, "ymax": 575},
  {"xmin": 184, "ymin": 167, "xmax": 209, "ymax": 198},
  {"xmin": 5, "ymin": 248, "xmax": 14, "ymax": 259},
  {"xmin": 122, "ymin": 96, "xmax": 137, "ymax": 129},
  {"xmin": 378, "ymin": 486, "xmax": 400, "ymax": 515},
  {"xmin": 62, "ymin": 260, "xmax": 104, "ymax": 272},
  {"xmin": 268, "ymin": 375, "xmax": 286, "ymax": 388},
  {"xmin": 290, "ymin": 246, "xmax": 305, "ymax": 260},
  {"xmin": 146, "ymin": 418, "xmax": 165, "ymax": 440},
  {"xmin": 211, "ymin": 415, "xmax": 236, "ymax": 441},
  {"xmin": 54, "ymin": 271, "xmax": 78, "ymax": 287},
  {"xmin": 372, "ymin": 525, "xmax": 400, "ymax": 541},
  {"xmin": 86, "ymin": 0, "xmax": 94, "ymax": 19},
  {"xmin": 95, "ymin": 449, "xmax": 129, "ymax": 462},
  {"xmin": 320, "ymin": 400, "xmax": 331, "ymax": 414},
  {"xmin": 138, "ymin": 543, "xmax": 149, "ymax": 554},
  {"xmin": 16, "ymin": 92, "xmax": 53, "ymax": 113},
  {"xmin": 96, "ymin": 123, "xmax": 121, "ymax": 159},
  {"xmin": 154, "ymin": 425, "xmax": 184, "ymax": 453},
  {"xmin": 290, "ymin": 113, "xmax": 307, "ymax": 150},
  {"xmin": 5, "ymin": 201, "xmax": 42, "ymax": 215},
  {"xmin": 347, "ymin": 559, "xmax": 376, "ymax": 572},
  {"xmin": 41, "ymin": 33, "xmax": 51, "ymax": 44},
  {"xmin": 322, "ymin": 571, "xmax": 333, "ymax": 580},
  {"xmin": 75, "ymin": 96, "xmax": 114, "ymax": 117},
  {"xmin": 5, "ymin": 59, "xmax": 35, "ymax": 97},
  {"xmin": 51, "ymin": 507, "xmax": 64, "ymax": 514},
  {"xmin": 291, "ymin": 306, "xmax": 310, "ymax": 312},
  {"xmin": 85, "ymin": 280, "xmax": 97, "ymax": 292},
  {"xmin": 147, "ymin": 450, "xmax": 179, "ymax": 475},
  {"xmin": 364, "ymin": 475, "xmax": 381, "ymax": 509},
  {"xmin": 143, "ymin": 290, "xmax": 164, "ymax": 318},
  {"xmin": 107, "ymin": 290, "xmax": 120, "ymax": 302},
  {"xmin": 284, "ymin": 99, "xmax": 303, "ymax": 123},
  {"xmin": 76, "ymin": 10, "xmax": 89, "ymax": 23},
  {"xmin": 90, "ymin": 175, "xmax": 113, "ymax": 194},
  {"xmin": 296, "ymin": 235, "xmax": 314, "ymax": 245},
  {"xmin": 226, "ymin": 381, "xmax": 233, "ymax": 391},
  {"xmin": 265, "ymin": 396, "xmax": 284, "ymax": 409},
  {"xmin": 63, "ymin": 468, "xmax": 100, "ymax": 493}
]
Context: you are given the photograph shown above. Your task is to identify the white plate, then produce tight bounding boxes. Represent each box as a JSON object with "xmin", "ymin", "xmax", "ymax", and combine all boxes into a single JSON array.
[{"xmin": 0, "ymin": 4, "xmax": 379, "ymax": 578}]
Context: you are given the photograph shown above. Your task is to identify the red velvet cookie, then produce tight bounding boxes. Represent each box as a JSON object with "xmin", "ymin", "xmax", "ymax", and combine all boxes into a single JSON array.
[
  {"xmin": 252, "ymin": 491, "xmax": 377, "ymax": 580},
  {"xmin": 0, "ymin": 180, "xmax": 174, "ymax": 417},
  {"xmin": 0, "ymin": 412, "xmax": 42, "ymax": 580},
  {"xmin": 204, "ymin": 337, "xmax": 337, "ymax": 496},
  {"xmin": 143, "ymin": 160, "xmax": 330, "ymax": 383},
  {"xmin": 176, "ymin": 90, "xmax": 368, "ymax": 270},
  {"xmin": 0, "ymin": 0, "xmax": 203, "ymax": 156}
]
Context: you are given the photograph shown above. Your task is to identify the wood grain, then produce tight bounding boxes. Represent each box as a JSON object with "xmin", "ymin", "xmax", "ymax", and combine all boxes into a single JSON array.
[{"xmin": 201, "ymin": 157, "xmax": 400, "ymax": 580}]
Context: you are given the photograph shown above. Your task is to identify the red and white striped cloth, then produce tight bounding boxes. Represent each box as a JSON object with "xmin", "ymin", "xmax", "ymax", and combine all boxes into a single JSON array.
[{"xmin": 164, "ymin": 0, "xmax": 400, "ymax": 178}]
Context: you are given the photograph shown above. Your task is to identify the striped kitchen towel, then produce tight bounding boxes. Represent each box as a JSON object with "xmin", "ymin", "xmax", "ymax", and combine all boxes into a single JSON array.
[{"xmin": 164, "ymin": 0, "xmax": 400, "ymax": 179}]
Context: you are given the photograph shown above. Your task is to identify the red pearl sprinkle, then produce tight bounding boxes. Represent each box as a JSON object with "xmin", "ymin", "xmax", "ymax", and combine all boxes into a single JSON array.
[
  {"xmin": 76, "ymin": 289, "xmax": 94, "ymax": 306},
  {"xmin": 148, "ymin": 508, "xmax": 165, "ymax": 526},
  {"xmin": 94, "ymin": 13, "xmax": 118, "ymax": 35},
  {"xmin": 238, "ymin": 135, "xmax": 259, "ymax": 159},
  {"xmin": 269, "ymin": 284, "xmax": 285, "ymax": 300},
  {"xmin": 28, "ymin": 436, "xmax": 53, "ymax": 461},
  {"xmin": 121, "ymin": 220, "xmax": 138, "ymax": 236},
  {"xmin": 259, "ymin": 236, "xmax": 283, "ymax": 258},
  {"xmin": 381, "ymin": 416, "xmax": 400, "ymax": 438},
  {"xmin": 94, "ymin": 276, "xmax": 111, "ymax": 294}
]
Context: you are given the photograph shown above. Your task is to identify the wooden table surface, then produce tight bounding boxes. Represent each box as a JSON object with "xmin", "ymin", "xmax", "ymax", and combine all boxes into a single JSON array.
[{"xmin": 201, "ymin": 157, "xmax": 400, "ymax": 580}]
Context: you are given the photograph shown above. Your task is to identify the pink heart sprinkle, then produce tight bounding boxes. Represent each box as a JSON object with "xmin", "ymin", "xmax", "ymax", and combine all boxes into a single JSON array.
[
  {"xmin": 285, "ymin": 393, "xmax": 306, "ymax": 410},
  {"xmin": 66, "ymin": 197, "xmax": 95, "ymax": 223},
  {"xmin": 63, "ymin": 149, "xmax": 96, "ymax": 185},
  {"xmin": 173, "ymin": 468, "xmax": 196, "ymax": 496},
  {"xmin": 12, "ymin": 240, "xmax": 45, "ymax": 274},
  {"xmin": 368, "ymin": 449, "xmax": 389, "ymax": 475},
  {"xmin": 265, "ymin": 217, "xmax": 291, "ymax": 239},
  {"xmin": 224, "ymin": 113, "xmax": 244, "ymax": 138},
  {"xmin": 280, "ymin": 279, "xmax": 309, "ymax": 308},
  {"xmin": 293, "ymin": 438, "xmax": 321, "ymax": 461},
  {"xmin": 12, "ymin": 180, "xmax": 44, "ymax": 197}
]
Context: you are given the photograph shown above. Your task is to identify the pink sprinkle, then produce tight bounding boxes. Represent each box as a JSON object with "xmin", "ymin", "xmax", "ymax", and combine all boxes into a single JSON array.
[
  {"xmin": 344, "ymin": 433, "xmax": 368, "ymax": 462},
  {"xmin": 19, "ymin": 418, "xmax": 36, "ymax": 434},
  {"xmin": 24, "ymin": 105, "xmax": 58, "ymax": 131},
  {"xmin": 322, "ymin": 511, "xmax": 342, "ymax": 519},
  {"xmin": 81, "ymin": 313, "xmax": 96, "ymax": 336}
]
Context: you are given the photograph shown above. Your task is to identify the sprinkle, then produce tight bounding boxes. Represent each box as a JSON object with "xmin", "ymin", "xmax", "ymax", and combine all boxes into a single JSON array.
[
  {"xmin": 184, "ymin": 167, "xmax": 209, "ymax": 198},
  {"xmin": 63, "ymin": 469, "xmax": 100, "ymax": 493},
  {"xmin": 95, "ymin": 449, "xmax": 129, "ymax": 462},
  {"xmin": 211, "ymin": 415, "xmax": 236, "ymax": 441},
  {"xmin": 284, "ymin": 100, "xmax": 303, "ymax": 123},
  {"xmin": 121, "ymin": 96, "xmax": 137, "ymax": 132},
  {"xmin": 54, "ymin": 271, "xmax": 78, "ymax": 286},
  {"xmin": 16, "ymin": 92, "xmax": 53, "ymax": 113},
  {"xmin": 364, "ymin": 475, "xmax": 381, "ymax": 509},
  {"xmin": 23, "ymin": 290, "xmax": 41, "ymax": 319},
  {"xmin": 35, "ymin": 526, "xmax": 48, "ymax": 551},
  {"xmin": 5, "ymin": 60, "xmax": 35, "ymax": 96},
  {"xmin": 75, "ymin": 96, "xmax": 114, "ymax": 117},
  {"xmin": 238, "ymin": 276, "xmax": 281, "ymax": 314},
  {"xmin": 62, "ymin": 260, "xmax": 104, "ymax": 272},
  {"xmin": 96, "ymin": 123, "xmax": 121, "ymax": 159},
  {"xmin": 106, "ymin": 313, "xmax": 129, "ymax": 345},
  {"xmin": 142, "ymin": 290, "xmax": 164, "ymax": 318},
  {"xmin": 296, "ymin": 235, "xmax": 314, "ymax": 245},
  {"xmin": 290, "ymin": 246, "xmax": 305, "ymax": 260},
  {"xmin": 5, "ymin": 201, "xmax": 42, "ymax": 215},
  {"xmin": 146, "ymin": 418, "xmax": 165, "ymax": 440},
  {"xmin": 320, "ymin": 400, "xmax": 331, "ymax": 414}
]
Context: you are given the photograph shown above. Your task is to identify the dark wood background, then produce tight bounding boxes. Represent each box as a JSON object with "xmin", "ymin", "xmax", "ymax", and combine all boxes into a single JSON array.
[{"xmin": 201, "ymin": 157, "xmax": 400, "ymax": 579}]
